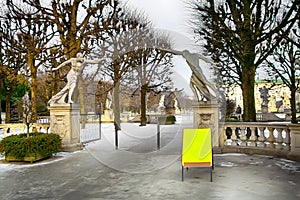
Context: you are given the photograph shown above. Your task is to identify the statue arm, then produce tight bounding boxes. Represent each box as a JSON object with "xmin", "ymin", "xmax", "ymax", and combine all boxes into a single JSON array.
[
  {"xmin": 196, "ymin": 54, "xmax": 215, "ymax": 65},
  {"xmin": 163, "ymin": 49, "xmax": 182, "ymax": 55},
  {"xmin": 50, "ymin": 59, "xmax": 72, "ymax": 71}
]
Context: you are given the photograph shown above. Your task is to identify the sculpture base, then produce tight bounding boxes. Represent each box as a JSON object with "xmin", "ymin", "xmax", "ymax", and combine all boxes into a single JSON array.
[
  {"xmin": 49, "ymin": 103, "xmax": 83, "ymax": 152},
  {"xmin": 261, "ymin": 105, "xmax": 268, "ymax": 113},
  {"xmin": 193, "ymin": 101, "xmax": 220, "ymax": 147}
]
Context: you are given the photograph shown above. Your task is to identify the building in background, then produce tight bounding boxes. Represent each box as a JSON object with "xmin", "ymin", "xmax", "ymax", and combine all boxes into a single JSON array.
[{"xmin": 227, "ymin": 80, "xmax": 298, "ymax": 114}]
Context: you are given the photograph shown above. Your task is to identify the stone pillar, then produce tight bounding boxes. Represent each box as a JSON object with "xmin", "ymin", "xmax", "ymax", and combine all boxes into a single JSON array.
[
  {"xmin": 49, "ymin": 104, "xmax": 83, "ymax": 151},
  {"xmin": 288, "ymin": 125, "xmax": 300, "ymax": 160},
  {"xmin": 193, "ymin": 101, "xmax": 220, "ymax": 148}
]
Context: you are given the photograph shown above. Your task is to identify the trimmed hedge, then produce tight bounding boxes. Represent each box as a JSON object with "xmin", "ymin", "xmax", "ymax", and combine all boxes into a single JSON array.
[
  {"xmin": 158, "ymin": 115, "xmax": 176, "ymax": 125},
  {"xmin": 0, "ymin": 133, "xmax": 61, "ymax": 160}
]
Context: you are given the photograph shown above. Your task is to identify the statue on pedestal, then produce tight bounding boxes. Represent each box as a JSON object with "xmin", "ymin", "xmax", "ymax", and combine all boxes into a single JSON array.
[
  {"xmin": 259, "ymin": 86, "xmax": 269, "ymax": 113},
  {"xmin": 162, "ymin": 48, "xmax": 220, "ymax": 147},
  {"xmin": 164, "ymin": 49, "xmax": 218, "ymax": 102},
  {"xmin": 48, "ymin": 53, "xmax": 107, "ymax": 105}
]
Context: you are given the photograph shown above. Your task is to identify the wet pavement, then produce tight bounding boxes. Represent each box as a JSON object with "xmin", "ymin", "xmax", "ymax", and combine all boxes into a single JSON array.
[{"xmin": 0, "ymin": 115, "xmax": 300, "ymax": 200}]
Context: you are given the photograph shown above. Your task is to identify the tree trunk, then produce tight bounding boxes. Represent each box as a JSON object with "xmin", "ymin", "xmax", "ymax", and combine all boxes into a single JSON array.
[
  {"xmin": 241, "ymin": 66, "xmax": 256, "ymax": 122},
  {"xmin": 113, "ymin": 81, "xmax": 121, "ymax": 130},
  {"xmin": 78, "ymin": 78, "xmax": 86, "ymax": 128},
  {"xmin": 5, "ymin": 91, "xmax": 11, "ymax": 123},
  {"xmin": 290, "ymin": 86, "xmax": 297, "ymax": 123},
  {"xmin": 140, "ymin": 85, "xmax": 147, "ymax": 126},
  {"xmin": 289, "ymin": 49, "xmax": 297, "ymax": 124},
  {"xmin": 29, "ymin": 57, "xmax": 38, "ymax": 122},
  {"xmin": 240, "ymin": 23, "xmax": 257, "ymax": 122}
]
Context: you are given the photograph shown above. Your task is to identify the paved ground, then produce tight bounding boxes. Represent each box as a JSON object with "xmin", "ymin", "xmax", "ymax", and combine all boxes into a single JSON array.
[{"xmin": 1, "ymin": 115, "xmax": 300, "ymax": 200}]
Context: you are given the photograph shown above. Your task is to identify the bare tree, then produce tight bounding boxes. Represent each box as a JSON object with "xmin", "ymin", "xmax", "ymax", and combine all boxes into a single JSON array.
[
  {"xmin": 20, "ymin": 0, "xmax": 112, "ymax": 58},
  {"xmin": 95, "ymin": 6, "xmax": 152, "ymax": 129},
  {"xmin": 5, "ymin": 2, "xmax": 56, "ymax": 121},
  {"xmin": 128, "ymin": 32, "xmax": 174, "ymax": 126},
  {"xmin": 0, "ymin": 17, "xmax": 26, "ymax": 123}
]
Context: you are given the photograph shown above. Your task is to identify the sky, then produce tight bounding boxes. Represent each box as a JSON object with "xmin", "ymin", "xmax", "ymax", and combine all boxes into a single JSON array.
[{"xmin": 124, "ymin": 0, "xmax": 191, "ymax": 36}]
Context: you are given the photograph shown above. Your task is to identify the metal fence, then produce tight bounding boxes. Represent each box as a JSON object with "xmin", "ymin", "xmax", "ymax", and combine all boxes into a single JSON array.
[{"xmin": 80, "ymin": 113, "xmax": 102, "ymax": 143}]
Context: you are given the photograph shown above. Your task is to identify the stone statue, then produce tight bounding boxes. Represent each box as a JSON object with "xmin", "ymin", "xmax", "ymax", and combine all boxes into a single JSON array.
[
  {"xmin": 164, "ymin": 91, "xmax": 176, "ymax": 109},
  {"xmin": 48, "ymin": 53, "xmax": 107, "ymax": 105},
  {"xmin": 164, "ymin": 91, "xmax": 177, "ymax": 115},
  {"xmin": 165, "ymin": 49, "xmax": 217, "ymax": 101},
  {"xmin": 259, "ymin": 86, "xmax": 269, "ymax": 106},
  {"xmin": 106, "ymin": 92, "xmax": 112, "ymax": 110},
  {"xmin": 22, "ymin": 91, "xmax": 31, "ymax": 123}
]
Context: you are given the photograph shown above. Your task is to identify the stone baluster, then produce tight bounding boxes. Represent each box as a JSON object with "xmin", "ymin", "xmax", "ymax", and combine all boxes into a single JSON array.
[
  {"xmin": 222, "ymin": 126, "xmax": 228, "ymax": 146},
  {"xmin": 44, "ymin": 124, "xmax": 50, "ymax": 133},
  {"xmin": 284, "ymin": 129, "xmax": 291, "ymax": 150},
  {"xmin": 267, "ymin": 127, "xmax": 275, "ymax": 148},
  {"xmin": 240, "ymin": 126, "xmax": 247, "ymax": 146},
  {"xmin": 258, "ymin": 127, "xmax": 266, "ymax": 147},
  {"xmin": 248, "ymin": 126, "xmax": 257, "ymax": 147},
  {"xmin": 230, "ymin": 127, "xmax": 237, "ymax": 146},
  {"xmin": 1, "ymin": 123, "xmax": 47, "ymax": 140},
  {"xmin": 275, "ymin": 128, "xmax": 283, "ymax": 149}
]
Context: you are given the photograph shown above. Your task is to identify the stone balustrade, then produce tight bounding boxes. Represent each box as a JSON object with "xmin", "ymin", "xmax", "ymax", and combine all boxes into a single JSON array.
[
  {"xmin": 219, "ymin": 122, "xmax": 300, "ymax": 161},
  {"xmin": 1, "ymin": 120, "xmax": 300, "ymax": 161},
  {"xmin": 0, "ymin": 123, "xmax": 50, "ymax": 140}
]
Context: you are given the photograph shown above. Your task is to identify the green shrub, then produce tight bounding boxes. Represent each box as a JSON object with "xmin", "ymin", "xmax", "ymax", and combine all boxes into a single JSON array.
[
  {"xmin": 158, "ymin": 115, "xmax": 176, "ymax": 124},
  {"xmin": 0, "ymin": 133, "xmax": 61, "ymax": 160}
]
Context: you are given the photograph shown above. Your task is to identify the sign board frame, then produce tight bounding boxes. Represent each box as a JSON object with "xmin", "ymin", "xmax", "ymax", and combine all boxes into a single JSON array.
[{"xmin": 181, "ymin": 128, "xmax": 213, "ymax": 182}]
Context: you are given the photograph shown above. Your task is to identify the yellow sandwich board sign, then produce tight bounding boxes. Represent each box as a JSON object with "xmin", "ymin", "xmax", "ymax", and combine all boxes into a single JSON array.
[{"xmin": 181, "ymin": 128, "xmax": 213, "ymax": 182}]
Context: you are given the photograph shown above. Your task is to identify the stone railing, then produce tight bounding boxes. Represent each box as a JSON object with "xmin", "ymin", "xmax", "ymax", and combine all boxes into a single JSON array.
[
  {"xmin": 219, "ymin": 122, "xmax": 300, "ymax": 161},
  {"xmin": 37, "ymin": 116, "xmax": 50, "ymax": 124},
  {"xmin": 0, "ymin": 123, "xmax": 50, "ymax": 140}
]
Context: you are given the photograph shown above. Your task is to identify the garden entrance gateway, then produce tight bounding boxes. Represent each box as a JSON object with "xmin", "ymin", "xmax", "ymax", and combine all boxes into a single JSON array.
[{"xmin": 47, "ymin": 47, "xmax": 222, "ymax": 151}]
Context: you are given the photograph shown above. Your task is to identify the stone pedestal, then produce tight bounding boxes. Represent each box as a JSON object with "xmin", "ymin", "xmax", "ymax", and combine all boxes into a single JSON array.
[
  {"xmin": 49, "ymin": 104, "xmax": 83, "ymax": 151},
  {"xmin": 288, "ymin": 125, "xmax": 300, "ymax": 153},
  {"xmin": 261, "ymin": 105, "xmax": 268, "ymax": 113},
  {"xmin": 193, "ymin": 101, "xmax": 220, "ymax": 148}
]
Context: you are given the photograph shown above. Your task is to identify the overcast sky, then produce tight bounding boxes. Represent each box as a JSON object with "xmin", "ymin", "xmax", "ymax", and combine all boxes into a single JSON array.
[{"xmin": 124, "ymin": 0, "xmax": 191, "ymax": 36}]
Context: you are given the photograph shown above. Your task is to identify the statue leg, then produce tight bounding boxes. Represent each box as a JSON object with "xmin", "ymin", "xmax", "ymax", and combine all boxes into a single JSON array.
[
  {"xmin": 190, "ymin": 81, "xmax": 201, "ymax": 102},
  {"xmin": 193, "ymin": 72, "xmax": 218, "ymax": 98},
  {"xmin": 57, "ymin": 93, "xmax": 68, "ymax": 104},
  {"xmin": 67, "ymin": 82, "xmax": 76, "ymax": 103},
  {"xmin": 48, "ymin": 86, "xmax": 69, "ymax": 104},
  {"xmin": 190, "ymin": 75, "xmax": 212, "ymax": 101}
]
